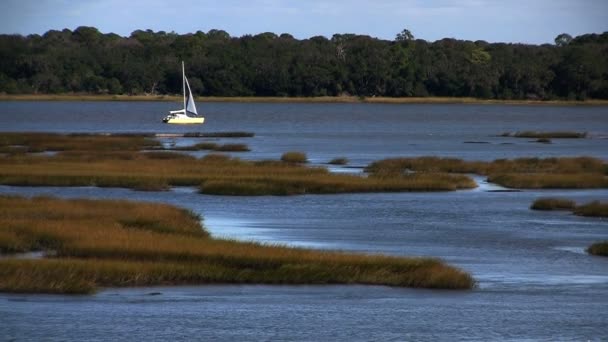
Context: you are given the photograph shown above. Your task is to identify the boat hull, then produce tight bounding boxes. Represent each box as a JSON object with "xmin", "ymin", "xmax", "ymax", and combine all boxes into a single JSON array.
[{"xmin": 163, "ymin": 117, "xmax": 205, "ymax": 124}]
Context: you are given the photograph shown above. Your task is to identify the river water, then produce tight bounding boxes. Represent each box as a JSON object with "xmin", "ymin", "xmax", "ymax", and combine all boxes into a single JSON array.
[{"xmin": 1, "ymin": 101, "xmax": 607, "ymax": 341}]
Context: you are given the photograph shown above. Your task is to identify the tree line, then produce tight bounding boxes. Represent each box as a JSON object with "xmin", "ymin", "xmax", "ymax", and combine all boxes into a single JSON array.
[{"xmin": 0, "ymin": 27, "xmax": 606, "ymax": 100}]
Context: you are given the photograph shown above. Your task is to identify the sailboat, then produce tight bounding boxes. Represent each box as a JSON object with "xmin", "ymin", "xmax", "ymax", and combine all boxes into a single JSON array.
[{"xmin": 162, "ymin": 61, "xmax": 205, "ymax": 124}]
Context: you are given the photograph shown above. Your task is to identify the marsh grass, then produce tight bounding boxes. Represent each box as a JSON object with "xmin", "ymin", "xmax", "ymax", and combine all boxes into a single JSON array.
[
  {"xmin": 573, "ymin": 201, "xmax": 608, "ymax": 217},
  {"xmin": 366, "ymin": 156, "xmax": 606, "ymax": 175},
  {"xmin": 215, "ymin": 143, "xmax": 250, "ymax": 152},
  {"xmin": 366, "ymin": 156, "xmax": 608, "ymax": 189},
  {"xmin": 529, "ymin": 198, "xmax": 608, "ymax": 217},
  {"xmin": 281, "ymin": 151, "xmax": 308, "ymax": 163},
  {"xmin": 142, "ymin": 151, "xmax": 196, "ymax": 160},
  {"xmin": 172, "ymin": 142, "xmax": 219, "ymax": 150},
  {"xmin": 501, "ymin": 131, "xmax": 587, "ymax": 139},
  {"xmin": 530, "ymin": 198, "xmax": 576, "ymax": 210},
  {"xmin": 182, "ymin": 132, "xmax": 254, "ymax": 138},
  {"xmin": 0, "ymin": 132, "xmax": 160, "ymax": 153},
  {"xmin": 171, "ymin": 142, "xmax": 250, "ymax": 152},
  {"xmin": 0, "ymin": 133, "xmax": 251, "ymax": 154},
  {"xmin": 487, "ymin": 173, "xmax": 608, "ymax": 189},
  {"xmin": 0, "ymin": 150, "xmax": 476, "ymax": 194},
  {"xmin": 6, "ymin": 134, "xmax": 603, "ymax": 193},
  {"xmin": 200, "ymin": 173, "xmax": 475, "ymax": 196},
  {"xmin": 0, "ymin": 196, "xmax": 474, "ymax": 293},
  {"xmin": 587, "ymin": 241, "xmax": 608, "ymax": 257},
  {"xmin": 328, "ymin": 157, "xmax": 349, "ymax": 165}
]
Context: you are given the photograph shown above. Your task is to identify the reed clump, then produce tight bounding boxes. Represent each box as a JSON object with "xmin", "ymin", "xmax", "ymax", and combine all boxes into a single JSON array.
[
  {"xmin": 11, "ymin": 133, "xmax": 605, "ymax": 193},
  {"xmin": 487, "ymin": 173, "xmax": 608, "ymax": 189},
  {"xmin": 366, "ymin": 157, "xmax": 482, "ymax": 175},
  {"xmin": 530, "ymin": 198, "xmax": 576, "ymax": 210},
  {"xmin": 200, "ymin": 173, "xmax": 475, "ymax": 196},
  {"xmin": 281, "ymin": 151, "xmax": 308, "ymax": 163},
  {"xmin": 501, "ymin": 131, "xmax": 587, "ymax": 139},
  {"xmin": 573, "ymin": 201, "xmax": 608, "ymax": 217},
  {"xmin": 172, "ymin": 142, "xmax": 219, "ymax": 150},
  {"xmin": 0, "ymin": 132, "xmax": 160, "ymax": 153},
  {"xmin": 328, "ymin": 157, "xmax": 349, "ymax": 165},
  {"xmin": 143, "ymin": 151, "xmax": 196, "ymax": 160},
  {"xmin": 529, "ymin": 198, "xmax": 608, "ymax": 218},
  {"xmin": 0, "ymin": 196, "xmax": 475, "ymax": 293},
  {"xmin": 366, "ymin": 156, "xmax": 606, "ymax": 175},
  {"xmin": 215, "ymin": 143, "xmax": 250, "ymax": 152},
  {"xmin": 366, "ymin": 156, "xmax": 608, "ymax": 189},
  {"xmin": 587, "ymin": 241, "xmax": 608, "ymax": 257},
  {"xmin": 0, "ymin": 150, "xmax": 476, "ymax": 195},
  {"xmin": 171, "ymin": 142, "xmax": 250, "ymax": 152},
  {"xmin": 182, "ymin": 132, "xmax": 254, "ymax": 138}
]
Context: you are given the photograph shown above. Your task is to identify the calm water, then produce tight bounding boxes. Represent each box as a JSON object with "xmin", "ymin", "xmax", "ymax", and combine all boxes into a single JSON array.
[
  {"xmin": 1, "ymin": 101, "xmax": 608, "ymax": 341},
  {"xmin": 1, "ymin": 101, "xmax": 608, "ymax": 164}
]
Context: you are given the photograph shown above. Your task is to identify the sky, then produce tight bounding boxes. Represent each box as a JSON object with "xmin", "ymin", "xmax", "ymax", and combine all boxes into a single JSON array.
[{"xmin": 1, "ymin": 0, "xmax": 607, "ymax": 44}]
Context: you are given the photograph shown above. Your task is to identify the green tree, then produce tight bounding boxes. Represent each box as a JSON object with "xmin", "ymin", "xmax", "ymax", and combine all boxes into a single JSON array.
[
  {"xmin": 555, "ymin": 33, "xmax": 573, "ymax": 47},
  {"xmin": 0, "ymin": 27, "xmax": 606, "ymax": 100},
  {"xmin": 395, "ymin": 29, "xmax": 414, "ymax": 42}
]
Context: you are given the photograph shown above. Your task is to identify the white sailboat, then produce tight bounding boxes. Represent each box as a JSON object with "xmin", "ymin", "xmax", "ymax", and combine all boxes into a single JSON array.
[{"xmin": 163, "ymin": 61, "xmax": 205, "ymax": 124}]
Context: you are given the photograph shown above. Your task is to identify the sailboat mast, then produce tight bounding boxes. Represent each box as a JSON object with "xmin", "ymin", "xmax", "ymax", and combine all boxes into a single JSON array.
[{"xmin": 182, "ymin": 61, "xmax": 186, "ymax": 112}]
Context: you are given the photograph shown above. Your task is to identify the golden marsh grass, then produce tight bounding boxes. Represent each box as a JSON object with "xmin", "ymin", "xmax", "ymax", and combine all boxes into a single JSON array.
[
  {"xmin": 0, "ymin": 134, "xmax": 477, "ymax": 195},
  {"xmin": 587, "ymin": 241, "xmax": 608, "ymax": 257},
  {"xmin": 281, "ymin": 151, "xmax": 308, "ymax": 163},
  {"xmin": 367, "ymin": 156, "xmax": 608, "ymax": 189},
  {"xmin": 501, "ymin": 131, "xmax": 587, "ymax": 139},
  {"xmin": 0, "ymin": 132, "xmax": 160, "ymax": 153},
  {"xmin": 0, "ymin": 196, "xmax": 475, "ymax": 293},
  {"xmin": 573, "ymin": 201, "xmax": 608, "ymax": 217},
  {"xmin": 530, "ymin": 198, "xmax": 576, "ymax": 210},
  {"xmin": 0, "ymin": 152, "xmax": 476, "ymax": 194},
  {"xmin": 3, "ymin": 133, "xmax": 605, "ymax": 193},
  {"xmin": 172, "ymin": 142, "xmax": 250, "ymax": 152},
  {"xmin": 328, "ymin": 157, "xmax": 349, "ymax": 165},
  {"xmin": 529, "ymin": 198, "xmax": 608, "ymax": 219}
]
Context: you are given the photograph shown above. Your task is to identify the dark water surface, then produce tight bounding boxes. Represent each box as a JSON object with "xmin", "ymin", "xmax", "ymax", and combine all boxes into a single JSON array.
[{"xmin": 1, "ymin": 101, "xmax": 608, "ymax": 341}]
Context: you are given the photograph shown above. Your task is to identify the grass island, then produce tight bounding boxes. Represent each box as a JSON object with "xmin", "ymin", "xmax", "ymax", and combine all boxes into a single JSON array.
[{"xmin": 0, "ymin": 195, "xmax": 475, "ymax": 294}]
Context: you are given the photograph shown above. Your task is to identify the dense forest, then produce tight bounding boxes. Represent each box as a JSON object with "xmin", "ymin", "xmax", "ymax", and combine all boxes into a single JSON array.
[{"xmin": 0, "ymin": 27, "xmax": 607, "ymax": 100}]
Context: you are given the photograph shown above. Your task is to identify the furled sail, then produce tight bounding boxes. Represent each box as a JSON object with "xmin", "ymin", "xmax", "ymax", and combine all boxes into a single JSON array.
[{"xmin": 184, "ymin": 76, "xmax": 198, "ymax": 116}]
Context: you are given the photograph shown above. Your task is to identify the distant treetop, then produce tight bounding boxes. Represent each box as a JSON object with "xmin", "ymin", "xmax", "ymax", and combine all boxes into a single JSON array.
[
  {"xmin": 395, "ymin": 29, "xmax": 414, "ymax": 42},
  {"xmin": 554, "ymin": 33, "xmax": 573, "ymax": 47}
]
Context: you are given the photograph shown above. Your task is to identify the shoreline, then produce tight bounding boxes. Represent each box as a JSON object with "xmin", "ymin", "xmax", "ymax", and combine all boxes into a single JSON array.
[{"xmin": 1, "ymin": 94, "xmax": 608, "ymax": 106}]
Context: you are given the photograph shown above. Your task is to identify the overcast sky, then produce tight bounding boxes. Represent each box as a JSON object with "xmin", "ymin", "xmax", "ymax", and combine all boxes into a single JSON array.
[{"xmin": 2, "ymin": 0, "xmax": 607, "ymax": 44}]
